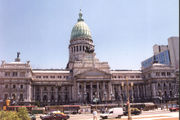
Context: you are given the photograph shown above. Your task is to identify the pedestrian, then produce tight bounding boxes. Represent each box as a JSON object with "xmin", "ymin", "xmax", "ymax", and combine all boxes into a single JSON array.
[
  {"xmin": 105, "ymin": 107, "xmax": 108, "ymax": 113},
  {"xmin": 93, "ymin": 109, "xmax": 98, "ymax": 120}
]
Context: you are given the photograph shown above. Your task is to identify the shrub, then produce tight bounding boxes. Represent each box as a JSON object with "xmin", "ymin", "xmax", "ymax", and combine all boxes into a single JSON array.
[
  {"xmin": 0, "ymin": 111, "xmax": 20, "ymax": 120},
  {"xmin": 17, "ymin": 107, "xmax": 30, "ymax": 120}
]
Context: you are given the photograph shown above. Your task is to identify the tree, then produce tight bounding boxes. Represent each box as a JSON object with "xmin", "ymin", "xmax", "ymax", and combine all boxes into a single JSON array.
[{"xmin": 17, "ymin": 107, "xmax": 30, "ymax": 120}]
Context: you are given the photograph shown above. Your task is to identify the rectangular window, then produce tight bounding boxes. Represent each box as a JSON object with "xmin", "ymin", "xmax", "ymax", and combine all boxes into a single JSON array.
[
  {"xmin": 136, "ymin": 76, "xmax": 140, "ymax": 78},
  {"xmin": 161, "ymin": 72, "xmax": 166, "ymax": 76},
  {"xmin": 20, "ymin": 72, "xmax": 25, "ymax": 77},
  {"xmin": 13, "ymin": 85, "xmax": 16, "ymax": 89},
  {"xmin": 43, "ymin": 76, "xmax": 48, "ymax": 78},
  {"xmin": 36, "ymin": 76, "xmax": 41, "ymax": 78},
  {"xmin": 20, "ymin": 85, "xmax": 23, "ymax": 89},
  {"xmin": 58, "ymin": 76, "xmax": 62, "ymax": 78},
  {"xmin": 130, "ymin": 76, "xmax": 134, "ymax": 78},
  {"xmin": 156, "ymin": 72, "xmax": 160, "ymax": 76},
  {"xmin": 167, "ymin": 72, "xmax": 171, "ymax": 76},
  {"xmin": 12, "ymin": 72, "xmax": 18, "ymax": 77},
  {"xmin": 5, "ymin": 84, "xmax": 8, "ymax": 89},
  {"xmin": 50, "ymin": 76, "xmax": 55, "ymax": 78},
  {"xmin": 5, "ymin": 72, "xmax": 10, "ymax": 77}
]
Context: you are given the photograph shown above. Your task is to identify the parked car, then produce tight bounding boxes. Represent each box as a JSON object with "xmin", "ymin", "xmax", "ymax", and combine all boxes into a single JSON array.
[
  {"xmin": 100, "ymin": 107, "xmax": 124, "ymax": 119},
  {"xmin": 28, "ymin": 113, "xmax": 36, "ymax": 120},
  {"xmin": 40, "ymin": 112, "xmax": 69, "ymax": 120},
  {"xmin": 169, "ymin": 105, "xmax": 179, "ymax": 112},
  {"xmin": 124, "ymin": 108, "xmax": 141, "ymax": 115}
]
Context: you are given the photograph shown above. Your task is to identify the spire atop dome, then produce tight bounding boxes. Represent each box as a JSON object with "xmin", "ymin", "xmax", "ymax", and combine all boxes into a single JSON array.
[{"xmin": 78, "ymin": 9, "xmax": 84, "ymax": 22}]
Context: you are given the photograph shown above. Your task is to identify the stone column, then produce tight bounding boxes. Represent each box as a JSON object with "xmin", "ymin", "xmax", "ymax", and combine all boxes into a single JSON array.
[
  {"xmin": 55, "ymin": 87, "xmax": 58, "ymax": 103},
  {"xmin": 97, "ymin": 82, "xmax": 99, "ymax": 98},
  {"xmin": 90, "ymin": 82, "xmax": 93, "ymax": 102},
  {"xmin": 118, "ymin": 85, "xmax": 121, "ymax": 98},
  {"xmin": 33, "ymin": 85, "xmax": 35, "ymax": 101},
  {"xmin": 103, "ymin": 82, "xmax": 105, "ymax": 101},
  {"xmin": 27, "ymin": 84, "xmax": 31, "ymax": 102},
  {"xmin": 137, "ymin": 85, "xmax": 139, "ymax": 98},
  {"xmin": 77, "ymin": 82, "xmax": 80, "ymax": 94},
  {"xmin": 48, "ymin": 87, "xmax": 51, "ymax": 102},
  {"xmin": 143, "ymin": 85, "xmax": 146, "ymax": 98},
  {"xmin": 40, "ymin": 87, "xmax": 43, "ymax": 102},
  {"xmin": 84, "ymin": 82, "xmax": 86, "ymax": 101},
  {"xmin": 69, "ymin": 86, "xmax": 72, "ymax": 101},
  {"xmin": 108, "ymin": 82, "xmax": 112, "ymax": 100},
  {"xmin": 152, "ymin": 83, "xmax": 156, "ymax": 97}
]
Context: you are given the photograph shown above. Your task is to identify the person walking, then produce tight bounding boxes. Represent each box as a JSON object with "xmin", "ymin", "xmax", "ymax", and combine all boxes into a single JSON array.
[{"xmin": 93, "ymin": 109, "xmax": 98, "ymax": 120}]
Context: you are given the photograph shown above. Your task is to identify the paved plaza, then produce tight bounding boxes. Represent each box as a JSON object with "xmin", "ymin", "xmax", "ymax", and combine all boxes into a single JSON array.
[{"xmin": 35, "ymin": 110, "xmax": 179, "ymax": 120}]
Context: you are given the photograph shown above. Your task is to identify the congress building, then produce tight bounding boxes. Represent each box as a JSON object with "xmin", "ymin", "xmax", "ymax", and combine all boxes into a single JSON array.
[{"xmin": 0, "ymin": 11, "xmax": 179, "ymax": 106}]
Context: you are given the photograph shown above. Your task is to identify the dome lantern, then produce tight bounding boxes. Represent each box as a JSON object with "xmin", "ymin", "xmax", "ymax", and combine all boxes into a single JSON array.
[{"xmin": 78, "ymin": 9, "xmax": 84, "ymax": 22}]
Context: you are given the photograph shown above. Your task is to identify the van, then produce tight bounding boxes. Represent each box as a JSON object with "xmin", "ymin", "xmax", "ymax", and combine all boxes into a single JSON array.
[{"xmin": 100, "ymin": 107, "xmax": 123, "ymax": 119}]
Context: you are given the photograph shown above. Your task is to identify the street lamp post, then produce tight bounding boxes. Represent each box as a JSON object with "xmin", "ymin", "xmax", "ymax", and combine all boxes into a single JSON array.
[
  {"xmin": 131, "ymin": 82, "xmax": 134, "ymax": 105},
  {"xmin": 126, "ymin": 77, "xmax": 132, "ymax": 120}
]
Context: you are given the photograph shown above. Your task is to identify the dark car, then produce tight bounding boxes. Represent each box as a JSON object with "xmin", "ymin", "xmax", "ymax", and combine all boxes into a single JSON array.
[
  {"xmin": 169, "ymin": 105, "xmax": 179, "ymax": 112},
  {"xmin": 124, "ymin": 108, "xmax": 141, "ymax": 115},
  {"xmin": 40, "ymin": 113, "xmax": 69, "ymax": 120}
]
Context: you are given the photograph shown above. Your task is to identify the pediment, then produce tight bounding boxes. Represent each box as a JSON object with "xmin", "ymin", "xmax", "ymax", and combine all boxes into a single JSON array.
[{"xmin": 75, "ymin": 68, "xmax": 111, "ymax": 78}]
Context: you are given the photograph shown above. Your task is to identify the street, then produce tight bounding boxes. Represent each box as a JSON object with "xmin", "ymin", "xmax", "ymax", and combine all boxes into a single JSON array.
[{"xmin": 36, "ymin": 109, "xmax": 179, "ymax": 120}]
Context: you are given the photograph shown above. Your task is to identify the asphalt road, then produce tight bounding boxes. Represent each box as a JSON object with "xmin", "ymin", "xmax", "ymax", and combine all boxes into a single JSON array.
[{"xmin": 36, "ymin": 110, "xmax": 179, "ymax": 120}]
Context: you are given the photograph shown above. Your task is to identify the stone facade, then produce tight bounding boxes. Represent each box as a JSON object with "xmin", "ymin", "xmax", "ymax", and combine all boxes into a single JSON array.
[{"xmin": 0, "ymin": 11, "xmax": 178, "ymax": 106}]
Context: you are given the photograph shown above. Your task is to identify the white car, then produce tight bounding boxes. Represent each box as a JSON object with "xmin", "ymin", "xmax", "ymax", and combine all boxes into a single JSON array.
[{"xmin": 100, "ymin": 107, "xmax": 123, "ymax": 119}]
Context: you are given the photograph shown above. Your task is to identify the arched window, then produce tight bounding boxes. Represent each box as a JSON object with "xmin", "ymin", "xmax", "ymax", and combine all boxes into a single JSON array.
[
  {"xmin": 169, "ymin": 83, "xmax": 171, "ymax": 88},
  {"xmin": 58, "ymin": 95, "xmax": 61, "ymax": 103},
  {"xmin": 4, "ymin": 94, "xmax": 8, "ymax": 100},
  {"xmin": 13, "ymin": 85, "xmax": 16, "ymax": 89},
  {"xmin": 43, "ymin": 95, "xmax": 48, "ymax": 102},
  {"xmin": 170, "ymin": 91, "xmax": 173, "ymax": 97},
  {"xmin": 36, "ymin": 95, "xmax": 40, "ymax": 101},
  {"xmin": 80, "ymin": 46, "xmax": 82, "ymax": 51},
  {"xmin": 71, "ymin": 47, "xmax": 73, "ymax": 53},
  {"xmin": 5, "ymin": 84, "xmax": 8, "ymax": 89},
  {"xmin": 44, "ymin": 87, "xmax": 47, "ymax": 91},
  {"xmin": 164, "ymin": 83, "xmax": 166, "ymax": 87},
  {"xmin": 83, "ymin": 46, "xmax": 85, "ymax": 51},
  {"xmin": 12, "ymin": 94, "xmax": 16, "ymax": 100},
  {"xmin": 76, "ymin": 46, "xmax": 78, "ymax": 52},
  {"xmin": 20, "ymin": 85, "xmax": 23, "ymax": 89},
  {"xmin": 164, "ymin": 91, "xmax": 167, "ymax": 97},
  {"xmin": 19, "ymin": 94, "xmax": 24, "ymax": 101},
  {"xmin": 51, "ymin": 95, "xmax": 54, "ymax": 102},
  {"xmin": 74, "ymin": 46, "xmax": 75, "ymax": 52},
  {"xmin": 51, "ymin": 87, "xmax": 54, "ymax": 91}
]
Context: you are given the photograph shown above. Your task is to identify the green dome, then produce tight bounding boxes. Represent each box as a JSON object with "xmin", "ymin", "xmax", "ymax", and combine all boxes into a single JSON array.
[{"xmin": 70, "ymin": 11, "xmax": 92, "ymax": 40}]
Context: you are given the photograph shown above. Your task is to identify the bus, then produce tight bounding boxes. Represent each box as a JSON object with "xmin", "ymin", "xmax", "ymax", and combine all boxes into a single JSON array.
[{"xmin": 45, "ymin": 105, "xmax": 80, "ymax": 114}]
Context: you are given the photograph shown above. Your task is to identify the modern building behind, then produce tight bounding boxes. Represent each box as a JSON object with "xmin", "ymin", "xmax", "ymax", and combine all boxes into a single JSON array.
[
  {"xmin": 0, "ymin": 11, "xmax": 179, "ymax": 107},
  {"xmin": 168, "ymin": 37, "xmax": 179, "ymax": 70},
  {"xmin": 141, "ymin": 37, "xmax": 179, "ymax": 70}
]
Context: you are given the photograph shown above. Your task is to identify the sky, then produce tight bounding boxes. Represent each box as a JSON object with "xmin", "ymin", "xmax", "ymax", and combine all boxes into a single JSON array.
[{"xmin": 0, "ymin": 0, "xmax": 179, "ymax": 70}]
